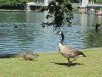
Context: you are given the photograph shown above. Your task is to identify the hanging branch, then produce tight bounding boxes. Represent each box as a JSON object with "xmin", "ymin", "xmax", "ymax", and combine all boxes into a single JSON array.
[{"xmin": 45, "ymin": 0, "xmax": 73, "ymax": 29}]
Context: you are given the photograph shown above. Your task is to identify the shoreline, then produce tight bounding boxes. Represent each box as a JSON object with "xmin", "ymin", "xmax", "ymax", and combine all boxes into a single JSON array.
[
  {"xmin": 0, "ymin": 48, "xmax": 102, "ymax": 77},
  {"xmin": 0, "ymin": 9, "xmax": 25, "ymax": 12}
]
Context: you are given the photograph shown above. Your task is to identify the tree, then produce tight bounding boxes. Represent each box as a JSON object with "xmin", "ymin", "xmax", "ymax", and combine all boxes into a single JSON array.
[{"xmin": 45, "ymin": 0, "xmax": 73, "ymax": 29}]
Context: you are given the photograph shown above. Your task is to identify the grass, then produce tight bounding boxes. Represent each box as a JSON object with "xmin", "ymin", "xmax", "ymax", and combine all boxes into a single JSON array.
[{"xmin": 0, "ymin": 48, "xmax": 102, "ymax": 77}]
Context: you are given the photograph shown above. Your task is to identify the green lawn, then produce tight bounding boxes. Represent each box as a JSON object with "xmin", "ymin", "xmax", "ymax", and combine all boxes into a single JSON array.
[{"xmin": 0, "ymin": 48, "xmax": 102, "ymax": 77}]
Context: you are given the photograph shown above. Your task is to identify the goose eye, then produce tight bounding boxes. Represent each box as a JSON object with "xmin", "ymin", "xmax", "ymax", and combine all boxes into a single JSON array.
[
  {"xmin": 59, "ymin": 31, "xmax": 62, "ymax": 34},
  {"xmin": 56, "ymin": 31, "xmax": 62, "ymax": 35}
]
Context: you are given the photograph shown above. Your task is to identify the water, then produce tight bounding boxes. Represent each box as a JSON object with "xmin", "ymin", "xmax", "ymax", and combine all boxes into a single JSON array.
[{"xmin": 0, "ymin": 11, "xmax": 102, "ymax": 53}]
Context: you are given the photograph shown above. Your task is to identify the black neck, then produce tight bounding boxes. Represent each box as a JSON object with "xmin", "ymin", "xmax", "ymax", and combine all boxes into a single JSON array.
[{"xmin": 61, "ymin": 32, "xmax": 64, "ymax": 42}]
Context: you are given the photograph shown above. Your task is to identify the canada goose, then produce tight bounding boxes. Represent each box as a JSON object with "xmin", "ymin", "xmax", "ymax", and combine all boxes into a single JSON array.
[
  {"xmin": 21, "ymin": 52, "xmax": 38, "ymax": 61},
  {"xmin": 95, "ymin": 23, "xmax": 100, "ymax": 32},
  {"xmin": 57, "ymin": 31, "xmax": 86, "ymax": 64}
]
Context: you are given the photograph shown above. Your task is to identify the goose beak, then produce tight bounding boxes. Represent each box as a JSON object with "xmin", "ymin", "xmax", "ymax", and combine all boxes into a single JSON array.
[{"xmin": 56, "ymin": 31, "xmax": 61, "ymax": 35}]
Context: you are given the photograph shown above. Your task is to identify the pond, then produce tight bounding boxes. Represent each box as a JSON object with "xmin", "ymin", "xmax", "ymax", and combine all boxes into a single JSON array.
[{"xmin": 0, "ymin": 11, "xmax": 102, "ymax": 53}]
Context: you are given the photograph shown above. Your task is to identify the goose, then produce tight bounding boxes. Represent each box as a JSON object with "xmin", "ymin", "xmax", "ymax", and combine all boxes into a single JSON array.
[
  {"xmin": 95, "ymin": 23, "xmax": 100, "ymax": 32},
  {"xmin": 57, "ymin": 31, "xmax": 86, "ymax": 64},
  {"xmin": 21, "ymin": 52, "xmax": 38, "ymax": 61}
]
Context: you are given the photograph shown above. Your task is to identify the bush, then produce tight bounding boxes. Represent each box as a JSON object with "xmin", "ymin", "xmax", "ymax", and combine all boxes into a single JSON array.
[{"xmin": 0, "ymin": 0, "xmax": 36, "ymax": 10}]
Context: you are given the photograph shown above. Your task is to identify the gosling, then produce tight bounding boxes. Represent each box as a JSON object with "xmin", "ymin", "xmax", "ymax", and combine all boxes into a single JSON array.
[{"xmin": 21, "ymin": 52, "xmax": 38, "ymax": 61}]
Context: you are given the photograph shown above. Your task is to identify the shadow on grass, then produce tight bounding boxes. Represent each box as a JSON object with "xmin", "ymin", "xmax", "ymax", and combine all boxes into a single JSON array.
[
  {"xmin": 0, "ymin": 54, "xmax": 17, "ymax": 58},
  {"xmin": 51, "ymin": 62, "xmax": 84, "ymax": 67},
  {"xmin": 21, "ymin": 58, "xmax": 38, "ymax": 61}
]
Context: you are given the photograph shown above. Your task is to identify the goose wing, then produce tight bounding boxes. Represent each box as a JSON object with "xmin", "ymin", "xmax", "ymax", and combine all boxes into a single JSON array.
[{"xmin": 59, "ymin": 45, "xmax": 85, "ymax": 58}]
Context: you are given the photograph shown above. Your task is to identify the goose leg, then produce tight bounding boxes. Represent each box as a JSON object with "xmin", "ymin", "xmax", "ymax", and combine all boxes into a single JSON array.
[
  {"xmin": 67, "ymin": 58, "xmax": 72, "ymax": 65},
  {"xmin": 72, "ymin": 58, "xmax": 76, "ymax": 62}
]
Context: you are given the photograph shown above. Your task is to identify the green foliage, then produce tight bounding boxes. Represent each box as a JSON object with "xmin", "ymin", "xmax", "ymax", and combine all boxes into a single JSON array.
[
  {"xmin": 0, "ymin": 0, "xmax": 101, "ymax": 7},
  {"xmin": 0, "ymin": 0, "xmax": 23, "ymax": 5},
  {"xmin": 0, "ymin": 0, "xmax": 36, "ymax": 6},
  {"xmin": 89, "ymin": 0, "xmax": 102, "ymax": 3},
  {"xmin": 96, "ymin": 0, "xmax": 102, "ymax": 4},
  {"xmin": 0, "ymin": 0, "xmax": 36, "ymax": 9},
  {"xmin": 47, "ymin": 0, "xmax": 73, "ymax": 28}
]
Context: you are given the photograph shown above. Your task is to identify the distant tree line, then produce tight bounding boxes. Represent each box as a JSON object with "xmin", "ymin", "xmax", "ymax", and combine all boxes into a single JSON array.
[
  {"xmin": 0, "ymin": 0, "xmax": 36, "ymax": 10},
  {"xmin": 89, "ymin": 0, "xmax": 102, "ymax": 3},
  {"xmin": 0, "ymin": 0, "xmax": 24, "ymax": 10},
  {"xmin": 0, "ymin": 0, "xmax": 101, "ymax": 10}
]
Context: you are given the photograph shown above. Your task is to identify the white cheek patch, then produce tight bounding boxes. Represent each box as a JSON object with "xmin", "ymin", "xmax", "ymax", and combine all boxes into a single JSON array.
[
  {"xmin": 59, "ymin": 31, "xmax": 62, "ymax": 35},
  {"xmin": 59, "ymin": 43, "xmax": 63, "ymax": 48}
]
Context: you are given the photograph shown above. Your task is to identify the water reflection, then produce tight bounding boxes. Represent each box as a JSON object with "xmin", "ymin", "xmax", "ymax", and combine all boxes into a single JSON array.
[
  {"xmin": 0, "ymin": 11, "xmax": 26, "ymax": 23},
  {"xmin": 26, "ymin": 11, "xmax": 54, "ymax": 24},
  {"xmin": 78, "ymin": 14, "xmax": 102, "ymax": 48},
  {"xmin": 0, "ymin": 11, "xmax": 102, "ymax": 53}
]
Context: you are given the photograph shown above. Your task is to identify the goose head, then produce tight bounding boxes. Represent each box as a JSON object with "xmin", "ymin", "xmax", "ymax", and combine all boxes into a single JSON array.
[
  {"xmin": 56, "ymin": 30, "xmax": 64, "ymax": 44},
  {"xmin": 56, "ymin": 30, "xmax": 63, "ymax": 35}
]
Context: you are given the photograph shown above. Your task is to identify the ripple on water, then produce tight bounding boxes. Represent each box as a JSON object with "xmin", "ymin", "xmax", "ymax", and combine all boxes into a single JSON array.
[{"xmin": 0, "ymin": 12, "xmax": 102, "ymax": 53}]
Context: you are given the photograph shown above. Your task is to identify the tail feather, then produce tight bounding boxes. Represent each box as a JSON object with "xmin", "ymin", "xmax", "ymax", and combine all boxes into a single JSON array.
[{"xmin": 78, "ymin": 51, "xmax": 86, "ymax": 57}]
